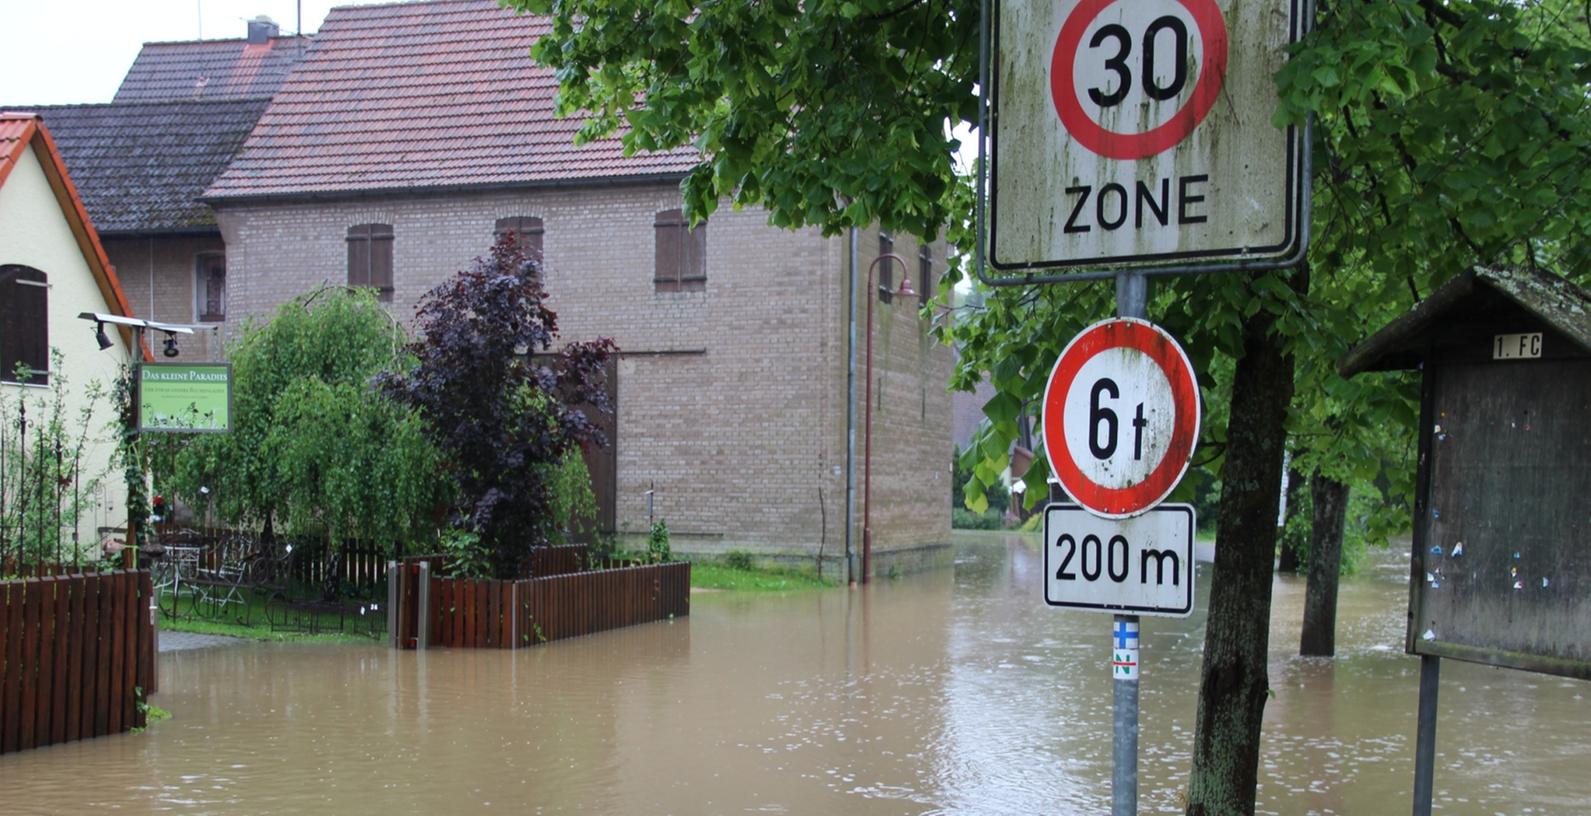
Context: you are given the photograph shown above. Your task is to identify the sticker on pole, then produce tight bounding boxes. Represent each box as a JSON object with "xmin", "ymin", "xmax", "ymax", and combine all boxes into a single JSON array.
[
  {"xmin": 1045, "ymin": 503, "xmax": 1196, "ymax": 618},
  {"xmin": 1111, "ymin": 618, "xmax": 1140, "ymax": 680},
  {"xmin": 987, "ymin": 0, "xmax": 1308, "ymax": 274},
  {"xmin": 1042, "ymin": 318, "xmax": 1199, "ymax": 518}
]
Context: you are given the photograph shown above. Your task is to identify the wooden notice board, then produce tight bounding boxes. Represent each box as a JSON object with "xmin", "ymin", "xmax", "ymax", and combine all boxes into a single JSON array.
[{"xmin": 1410, "ymin": 351, "xmax": 1591, "ymax": 678}]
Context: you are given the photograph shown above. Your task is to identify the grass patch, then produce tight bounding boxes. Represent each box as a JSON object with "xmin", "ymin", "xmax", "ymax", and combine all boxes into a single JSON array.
[
  {"xmin": 690, "ymin": 561, "xmax": 838, "ymax": 592},
  {"xmin": 158, "ymin": 591, "xmax": 381, "ymax": 644}
]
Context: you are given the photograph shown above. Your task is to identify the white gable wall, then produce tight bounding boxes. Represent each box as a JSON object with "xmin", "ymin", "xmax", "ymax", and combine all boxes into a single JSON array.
[{"xmin": 0, "ymin": 143, "xmax": 134, "ymax": 559}]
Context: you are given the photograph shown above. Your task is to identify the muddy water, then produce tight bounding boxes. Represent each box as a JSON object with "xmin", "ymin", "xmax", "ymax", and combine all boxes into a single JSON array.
[{"xmin": 6, "ymin": 534, "xmax": 1588, "ymax": 815}]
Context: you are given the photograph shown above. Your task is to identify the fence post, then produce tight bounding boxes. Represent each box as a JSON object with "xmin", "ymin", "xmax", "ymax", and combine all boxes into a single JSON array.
[
  {"xmin": 144, "ymin": 573, "xmax": 159, "ymax": 695},
  {"xmin": 416, "ymin": 561, "xmax": 431, "ymax": 649},
  {"xmin": 386, "ymin": 561, "xmax": 399, "ymax": 649}
]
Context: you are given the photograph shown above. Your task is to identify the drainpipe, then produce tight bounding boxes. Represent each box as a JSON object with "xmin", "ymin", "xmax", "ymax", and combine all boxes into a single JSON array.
[
  {"xmin": 147, "ymin": 237, "xmax": 156, "ymax": 319},
  {"xmin": 844, "ymin": 227, "xmax": 859, "ymax": 587}
]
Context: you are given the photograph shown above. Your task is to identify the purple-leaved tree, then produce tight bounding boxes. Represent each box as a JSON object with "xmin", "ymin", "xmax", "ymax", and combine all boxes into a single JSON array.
[{"xmin": 381, "ymin": 237, "xmax": 617, "ymax": 578}]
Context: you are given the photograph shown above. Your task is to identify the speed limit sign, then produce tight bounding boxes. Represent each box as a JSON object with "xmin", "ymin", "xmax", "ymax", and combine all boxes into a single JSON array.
[
  {"xmin": 1042, "ymin": 318, "xmax": 1200, "ymax": 518},
  {"xmin": 988, "ymin": 0, "xmax": 1308, "ymax": 275}
]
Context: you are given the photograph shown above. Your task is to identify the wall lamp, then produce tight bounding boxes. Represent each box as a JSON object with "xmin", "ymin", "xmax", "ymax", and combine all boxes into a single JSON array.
[{"xmin": 77, "ymin": 312, "xmax": 196, "ymax": 358}]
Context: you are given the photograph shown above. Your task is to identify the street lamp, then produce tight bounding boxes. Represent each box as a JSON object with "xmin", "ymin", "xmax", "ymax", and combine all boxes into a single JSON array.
[{"xmin": 862, "ymin": 252, "xmax": 916, "ymax": 585}]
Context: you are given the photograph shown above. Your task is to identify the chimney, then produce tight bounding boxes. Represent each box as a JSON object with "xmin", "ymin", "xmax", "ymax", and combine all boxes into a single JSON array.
[{"xmin": 246, "ymin": 15, "xmax": 279, "ymax": 44}]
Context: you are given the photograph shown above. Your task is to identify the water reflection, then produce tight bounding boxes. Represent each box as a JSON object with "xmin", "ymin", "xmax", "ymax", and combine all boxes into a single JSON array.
[{"xmin": 4, "ymin": 533, "xmax": 1587, "ymax": 814}]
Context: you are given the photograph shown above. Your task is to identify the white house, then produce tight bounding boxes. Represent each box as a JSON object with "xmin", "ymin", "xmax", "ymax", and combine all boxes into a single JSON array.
[{"xmin": 1, "ymin": 113, "xmax": 140, "ymax": 561}]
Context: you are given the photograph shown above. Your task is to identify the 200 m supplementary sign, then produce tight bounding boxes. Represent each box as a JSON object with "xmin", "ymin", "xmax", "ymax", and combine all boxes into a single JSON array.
[{"xmin": 1044, "ymin": 504, "xmax": 1196, "ymax": 617}]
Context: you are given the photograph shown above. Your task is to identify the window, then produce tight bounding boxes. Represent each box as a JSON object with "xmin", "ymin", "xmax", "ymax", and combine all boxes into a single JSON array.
[
  {"xmin": 877, "ymin": 232, "xmax": 895, "ymax": 303},
  {"xmin": 0, "ymin": 265, "xmax": 48, "ymax": 385},
  {"xmin": 347, "ymin": 223, "xmax": 394, "ymax": 301},
  {"xmin": 196, "ymin": 253, "xmax": 226, "ymax": 322},
  {"xmin": 918, "ymin": 244, "xmax": 934, "ymax": 303},
  {"xmin": 494, "ymin": 216, "xmax": 545, "ymax": 266},
  {"xmin": 653, "ymin": 209, "xmax": 706, "ymax": 293}
]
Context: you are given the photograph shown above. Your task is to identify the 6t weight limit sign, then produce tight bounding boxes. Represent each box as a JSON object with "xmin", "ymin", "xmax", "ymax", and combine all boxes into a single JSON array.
[{"xmin": 1043, "ymin": 318, "xmax": 1201, "ymax": 518}]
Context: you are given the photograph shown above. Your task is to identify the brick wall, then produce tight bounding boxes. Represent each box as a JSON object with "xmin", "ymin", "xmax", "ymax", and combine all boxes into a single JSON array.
[
  {"xmin": 212, "ymin": 184, "xmax": 952, "ymax": 569},
  {"xmin": 844, "ymin": 230, "xmax": 956, "ymax": 571},
  {"xmin": 103, "ymin": 234, "xmax": 226, "ymax": 359}
]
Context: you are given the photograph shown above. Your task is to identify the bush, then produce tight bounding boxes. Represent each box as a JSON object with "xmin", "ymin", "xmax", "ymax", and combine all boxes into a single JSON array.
[
  {"xmin": 723, "ymin": 549, "xmax": 754, "ymax": 570},
  {"xmin": 646, "ymin": 520, "xmax": 672, "ymax": 564},
  {"xmin": 440, "ymin": 528, "xmax": 490, "ymax": 579},
  {"xmin": 548, "ymin": 449, "xmax": 597, "ymax": 545},
  {"xmin": 952, "ymin": 507, "xmax": 1006, "ymax": 530}
]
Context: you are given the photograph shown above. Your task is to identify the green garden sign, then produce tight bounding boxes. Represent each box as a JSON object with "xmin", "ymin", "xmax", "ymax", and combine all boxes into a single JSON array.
[{"xmin": 138, "ymin": 363, "xmax": 232, "ymax": 433}]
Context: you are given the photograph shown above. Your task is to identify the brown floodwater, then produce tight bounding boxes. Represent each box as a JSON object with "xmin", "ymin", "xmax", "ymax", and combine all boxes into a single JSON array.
[{"xmin": 4, "ymin": 533, "xmax": 1588, "ymax": 815}]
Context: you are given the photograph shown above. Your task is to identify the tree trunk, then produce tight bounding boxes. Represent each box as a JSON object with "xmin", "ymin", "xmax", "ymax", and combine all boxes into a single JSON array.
[
  {"xmin": 1185, "ymin": 277, "xmax": 1297, "ymax": 816},
  {"xmin": 1276, "ymin": 463, "xmax": 1307, "ymax": 573},
  {"xmin": 1300, "ymin": 473, "xmax": 1349, "ymax": 656}
]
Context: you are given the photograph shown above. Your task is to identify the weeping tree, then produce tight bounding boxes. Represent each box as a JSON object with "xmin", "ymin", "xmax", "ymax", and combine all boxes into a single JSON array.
[
  {"xmin": 164, "ymin": 287, "xmax": 449, "ymax": 589},
  {"xmin": 379, "ymin": 237, "xmax": 616, "ymax": 579}
]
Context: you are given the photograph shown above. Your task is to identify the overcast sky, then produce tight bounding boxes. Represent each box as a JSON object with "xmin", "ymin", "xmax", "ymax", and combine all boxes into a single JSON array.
[{"xmin": 0, "ymin": 0, "xmax": 396, "ymax": 105}]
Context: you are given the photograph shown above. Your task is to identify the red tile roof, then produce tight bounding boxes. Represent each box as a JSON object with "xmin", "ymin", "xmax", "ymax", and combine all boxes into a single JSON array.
[
  {"xmin": 205, "ymin": 0, "xmax": 697, "ymax": 201},
  {"xmin": 0, "ymin": 114, "xmax": 146, "ymax": 357},
  {"xmin": 114, "ymin": 36, "xmax": 308, "ymax": 103}
]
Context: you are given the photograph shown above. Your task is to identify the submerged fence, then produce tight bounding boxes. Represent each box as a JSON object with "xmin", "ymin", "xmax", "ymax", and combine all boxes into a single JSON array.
[
  {"xmin": 0, "ymin": 570, "xmax": 156, "ymax": 755},
  {"xmin": 390, "ymin": 561, "xmax": 690, "ymax": 649},
  {"xmin": 155, "ymin": 527, "xmax": 392, "ymax": 599}
]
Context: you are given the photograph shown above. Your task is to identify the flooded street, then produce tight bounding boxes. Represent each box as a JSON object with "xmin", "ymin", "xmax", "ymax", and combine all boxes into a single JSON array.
[{"xmin": 6, "ymin": 532, "xmax": 1588, "ymax": 815}]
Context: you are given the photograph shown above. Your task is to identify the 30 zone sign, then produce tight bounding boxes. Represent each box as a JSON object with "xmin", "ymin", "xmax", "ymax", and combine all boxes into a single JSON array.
[
  {"xmin": 989, "ymin": 0, "xmax": 1307, "ymax": 274},
  {"xmin": 1044, "ymin": 504, "xmax": 1196, "ymax": 617}
]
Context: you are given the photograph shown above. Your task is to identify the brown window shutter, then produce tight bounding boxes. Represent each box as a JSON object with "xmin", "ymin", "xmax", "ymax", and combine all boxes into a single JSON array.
[
  {"xmin": 918, "ymin": 245, "xmax": 933, "ymax": 301},
  {"xmin": 371, "ymin": 225, "xmax": 394, "ymax": 301},
  {"xmin": 495, "ymin": 216, "xmax": 545, "ymax": 268},
  {"xmin": 682, "ymin": 219, "xmax": 707, "ymax": 292},
  {"xmin": 520, "ymin": 217, "xmax": 544, "ymax": 264},
  {"xmin": 347, "ymin": 223, "xmax": 393, "ymax": 301},
  {"xmin": 654, "ymin": 209, "xmax": 684, "ymax": 292},
  {"xmin": 198, "ymin": 254, "xmax": 226, "ymax": 321},
  {"xmin": 1, "ymin": 265, "xmax": 48, "ymax": 385},
  {"xmin": 347, "ymin": 226, "xmax": 371, "ymax": 288}
]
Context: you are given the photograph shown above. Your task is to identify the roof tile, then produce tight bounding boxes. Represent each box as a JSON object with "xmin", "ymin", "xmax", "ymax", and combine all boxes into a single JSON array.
[
  {"xmin": 114, "ymin": 36, "xmax": 309, "ymax": 103},
  {"xmin": 205, "ymin": 0, "xmax": 696, "ymax": 200},
  {"xmin": 6, "ymin": 99, "xmax": 272, "ymax": 233}
]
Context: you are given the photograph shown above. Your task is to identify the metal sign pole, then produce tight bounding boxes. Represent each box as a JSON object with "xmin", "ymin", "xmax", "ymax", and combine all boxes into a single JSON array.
[
  {"xmin": 1112, "ymin": 614, "xmax": 1140, "ymax": 814},
  {"xmin": 1112, "ymin": 270, "xmax": 1146, "ymax": 815}
]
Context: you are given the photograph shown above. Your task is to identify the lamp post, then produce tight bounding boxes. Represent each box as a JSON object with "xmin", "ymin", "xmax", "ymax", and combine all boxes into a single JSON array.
[{"xmin": 862, "ymin": 252, "xmax": 915, "ymax": 585}]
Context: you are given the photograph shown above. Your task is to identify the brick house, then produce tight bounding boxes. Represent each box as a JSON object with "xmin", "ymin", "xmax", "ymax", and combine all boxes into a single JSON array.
[
  {"xmin": 202, "ymin": 0, "xmax": 953, "ymax": 576},
  {"xmin": 12, "ymin": 17, "xmax": 304, "ymax": 360}
]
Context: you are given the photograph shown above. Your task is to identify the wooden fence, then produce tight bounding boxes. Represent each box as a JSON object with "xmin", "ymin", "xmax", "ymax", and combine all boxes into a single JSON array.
[
  {"xmin": 391, "ymin": 562, "xmax": 690, "ymax": 649},
  {"xmin": 521, "ymin": 545, "xmax": 588, "ymax": 578},
  {"xmin": 0, "ymin": 570, "xmax": 156, "ymax": 755}
]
